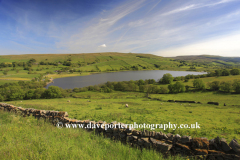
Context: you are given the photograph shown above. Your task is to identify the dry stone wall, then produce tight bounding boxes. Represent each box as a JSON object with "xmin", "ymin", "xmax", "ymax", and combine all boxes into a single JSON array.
[{"xmin": 0, "ymin": 103, "xmax": 240, "ymax": 160}]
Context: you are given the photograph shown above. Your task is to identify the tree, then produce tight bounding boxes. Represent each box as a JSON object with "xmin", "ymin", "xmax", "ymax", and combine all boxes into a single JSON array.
[
  {"xmin": 168, "ymin": 82, "xmax": 185, "ymax": 93},
  {"xmin": 207, "ymin": 72, "xmax": 215, "ymax": 77},
  {"xmin": 0, "ymin": 95, "xmax": 4, "ymax": 102},
  {"xmin": 145, "ymin": 79, "xmax": 156, "ymax": 84},
  {"xmin": 3, "ymin": 70, "xmax": 8, "ymax": 75},
  {"xmin": 137, "ymin": 79, "xmax": 145, "ymax": 86},
  {"xmin": 29, "ymin": 58, "xmax": 36, "ymax": 63},
  {"xmin": 5, "ymin": 86, "xmax": 25, "ymax": 101},
  {"xmin": 114, "ymin": 82, "xmax": 125, "ymax": 91},
  {"xmin": 44, "ymin": 86, "xmax": 62, "ymax": 98},
  {"xmin": 233, "ymin": 80, "xmax": 240, "ymax": 93},
  {"xmin": 215, "ymin": 70, "xmax": 222, "ymax": 77},
  {"xmin": 193, "ymin": 79, "xmax": 206, "ymax": 90},
  {"xmin": 33, "ymin": 88, "xmax": 46, "ymax": 99},
  {"xmin": 208, "ymin": 81, "xmax": 220, "ymax": 91},
  {"xmin": 73, "ymin": 87, "xmax": 80, "ymax": 92},
  {"xmin": 160, "ymin": 73, "xmax": 174, "ymax": 84},
  {"xmin": 221, "ymin": 69, "xmax": 230, "ymax": 76},
  {"xmin": 158, "ymin": 87, "xmax": 169, "ymax": 94},
  {"xmin": 168, "ymin": 84, "xmax": 174, "ymax": 93},
  {"xmin": 220, "ymin": 81, "xmax": 232, "ymax": 93},
  {"xmin": 174, "ymin": 82, "xmax": 185, "ymax": 93},
  {"xmin": 25, "ymin": 89, "xmax": 35, "ymax": 100},
  {"xmin": 103, "ymin": 87, "xmax": 112, "ymax": 93},
  {"xmin": 127, "ymin": 82, "xmax": 139, "ymax": 92},
  {"xmin": 173, "ymin": 76, "xmax": 181, "ymax": 81},
  {"xmin": 230, "ymin": 69, "xmax": 240, "ymax": 75},
  {"xmin": 12, "ymin": 62, "xmax": 17, "ymax": 67}
]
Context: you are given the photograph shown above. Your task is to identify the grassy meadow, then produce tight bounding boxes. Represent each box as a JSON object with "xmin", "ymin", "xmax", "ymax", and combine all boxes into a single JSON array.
[
  {"xmin": 7, "ymin": 90, "xmax": 240, "ymax": 143},
  {"xmin": 1, "ymin": 53, "xmax": 240, "ymax": 159},
  {"xmin": 0, "ymin": 110, "xmax": 186, "ymax": 160}
]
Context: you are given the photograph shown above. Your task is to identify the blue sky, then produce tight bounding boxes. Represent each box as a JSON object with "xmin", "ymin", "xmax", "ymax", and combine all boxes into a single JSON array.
[{"xmin": 0, "ymin": 0, "xmax": 240, "ymax": 57}]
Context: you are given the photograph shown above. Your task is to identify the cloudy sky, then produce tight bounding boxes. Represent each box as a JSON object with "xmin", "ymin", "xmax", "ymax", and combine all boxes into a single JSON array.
[{"xmin": 0, "ymin": 0, "xmax": 240, "ymax": 57}]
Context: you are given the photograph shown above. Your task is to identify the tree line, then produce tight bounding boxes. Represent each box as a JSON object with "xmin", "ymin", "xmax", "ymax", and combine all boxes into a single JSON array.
[{"xmin": 1, "ymin": 69, "xmax": 240, "ymax": 102}]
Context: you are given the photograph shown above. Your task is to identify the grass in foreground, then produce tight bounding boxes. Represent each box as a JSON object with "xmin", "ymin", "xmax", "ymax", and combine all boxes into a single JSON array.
[{"xmin": 0, "ymin": 110, "xmax": 186, "ymax": 160}]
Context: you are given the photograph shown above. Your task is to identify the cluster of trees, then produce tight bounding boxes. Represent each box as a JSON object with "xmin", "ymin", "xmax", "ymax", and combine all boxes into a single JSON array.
[
  {"xmin": 1, "ymin": 69, "xmax": 240, "ymax": 102},
  {"xmin": 71, "ymin": 73, "xmax": 240, "ymax": 94},
  {"xmin": 207, "ymin": 68, "xmax": 240, "ymax": 77},
  {"xmin": 208, "ymin": 80, "xmax": 240, "ymax": 93},
  {"xmin": 71, "ymin": 79, "xmax": 167, "ymax": 94},
  {"xmin": 0, "ymin": 79, "xmax": 72, "ymax": 102},
  {"xmin": 159, "ymin": 68, "xmax": 240, "ymax": 84},
  {"xmin": 39, "ymin": 61, "xmax": 59, "ymax": 66}
]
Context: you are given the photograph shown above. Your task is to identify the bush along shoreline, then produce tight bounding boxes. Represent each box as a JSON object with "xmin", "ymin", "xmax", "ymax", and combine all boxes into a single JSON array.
[
  {"xmin": 1, "ymin": 71, "xmax": 240, "ymax": 102},
  {"xmin": 1, "ymin": 103, "xmax": 240, "ymax": 160}
]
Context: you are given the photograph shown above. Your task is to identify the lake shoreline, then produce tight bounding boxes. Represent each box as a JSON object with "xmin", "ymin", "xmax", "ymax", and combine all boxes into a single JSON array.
[{"xmin": 46, "ymin": 70, "xmax": 207, "ymax": 89}]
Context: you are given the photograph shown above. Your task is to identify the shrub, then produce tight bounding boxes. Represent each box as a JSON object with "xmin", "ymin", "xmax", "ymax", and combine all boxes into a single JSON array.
[
  {"xmin": 185, "ymin": 85, "xmax": 190, "ymax": 91},
  {"xmin": 221, "ymin": 69, "xmax": 230, "ymax": 76},
  {"xmin": 93, "ymin": 85, "xmax": 101, "ymax": 91},
  {"xmin": 207, "ymin": 72, "xmax": 215, "ymax": 77},
  {"xmin": 25, "ymin": 89, "xmax": 35, "ymax": 100},
  {"xmin": 215, "ymin": 70, "xmax": 222, "ymax": 77},
  {"xmin": 233, "ymin": 80, "xmax": 240, "ymax": 93},
  {"xmin": 158, "ymin": 86, "xmax": 169, "ymax": 94},
  {"xmin": 79, "ymin": 87, "xmax": 88, "ymax": 92},
  {"xmin": 5, "ymin": 86, "xmax": 25, "ymax": 101},
  {"xmin": 139, "ymin": 85, "xmax": 145, "ymax": 92},
  {"xmin": 137, "ymin": 79, "xmax": 145, "ymax": 86},
  {"xmin": 174, "ymin": 82, "xmax": 185, "ymax": 93},
  {"xmin": 193, "ymin": 79, "xmax": 206, "ymax": 90},
  {"xmin": 104, "ymin": 87, "xmax": 112, "ymax": 93},
  {"xmin": 173, "ymin": 76, "xmax": 181, "ymax": 81},
  {"xmin": 3, "ymin": 70, "xmax": 8, "ymax": 75},
  {"xmin": 168, "ymin": 82, "xmax": 185, "ymax": 93},
  {"xmin": 208, "ymin": 81, "xmax": 220, "ymax": 91},
  {"xmin": 44, "ymin": 86, "xmax": 62, "ymax": 98},
  {"xmin": 159, "ymin": 73, "xmax": 174, "ymax": 84},
  {"xmin": 145, "ymin": 79, "xmax": 156, "ymax": 84},
  {"xmin": 0, "ymin": 95, "xmax": 4, "ymax": 102},
  {"xmin": 220, "ymin": 81, "xmax": 232, "ymax": 93},
  {"xmin": 73, "ymin": 88, "xmax": 80, "ymax": 92},
  {"xmin": 230, "ymin": 69, "xmax": 240, "ymax": 75},
  {"xmin": 34, "ymin": 88, "xmax": 46, "ymax": 99}
]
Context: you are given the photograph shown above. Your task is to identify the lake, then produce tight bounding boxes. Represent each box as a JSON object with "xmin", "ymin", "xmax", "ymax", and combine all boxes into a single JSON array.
[{"xmin": 46, "ymin": 70, "xmax": 207, "ymax": 89}]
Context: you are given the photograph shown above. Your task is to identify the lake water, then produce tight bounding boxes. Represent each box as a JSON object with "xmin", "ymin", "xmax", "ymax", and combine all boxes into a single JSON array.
[{"xmin": 46, "ymin": 70, "xmax": 207, "ymax": 89}]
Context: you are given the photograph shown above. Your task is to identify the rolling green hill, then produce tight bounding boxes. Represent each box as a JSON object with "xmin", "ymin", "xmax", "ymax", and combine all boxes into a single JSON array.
[{"xmin": 0, "ymin": 53, "xmax": 239, "ymax": 85}]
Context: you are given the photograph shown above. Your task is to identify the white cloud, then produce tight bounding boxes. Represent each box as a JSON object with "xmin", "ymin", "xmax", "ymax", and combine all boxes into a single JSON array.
[
  {"xmin": 128, "ymin": 20, "xmax": 144, "ymax": 28},
  {"xmin": 161, "ymin": 4, "xmax": 196, "ymax": 16},
  {"xmin": 99, "ymin": 44, "xmax": 106, "ymax": 47},
  {"xmin": 154, "ymin": 32, "xmax": 240, "ymax": 57},
  {"xmin": 56, "ymin": 0, "xmax": 146, "ymax": 52},
  {"xmin": 161, "ymin": 0, "xmax": 238, "ymax": 16},
  {"xmin": 2, "ymin": 0, "xmax": 239, "ymax": 56}
]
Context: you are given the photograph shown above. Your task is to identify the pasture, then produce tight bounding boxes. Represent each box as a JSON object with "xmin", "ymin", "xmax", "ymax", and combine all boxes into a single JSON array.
[
  {"xmin": 8, "ymin": 90, "xmax": 240, "ymax": 143},
  {"xmin": 1, "ymin": 110, "xmax": 185, "ymax": 160}
]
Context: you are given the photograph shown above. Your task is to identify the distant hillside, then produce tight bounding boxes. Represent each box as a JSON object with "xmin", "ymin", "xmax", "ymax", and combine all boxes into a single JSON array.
[
  {"xmin": 171, "ymin": 55, "xmax": 240, "ymax": 66},
  {"xmin": 0, "ymin": 53, "xmax": 239, "ymax": 84},
  {"xmin": 0, "ymin": 52, "xmax": 178, "ymax": 71}
]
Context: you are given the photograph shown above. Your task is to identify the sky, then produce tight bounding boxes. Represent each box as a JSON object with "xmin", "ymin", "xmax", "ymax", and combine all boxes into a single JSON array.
[{"xmin": 0, "ymin": 0, "xmax": 240, "ymax": 57}]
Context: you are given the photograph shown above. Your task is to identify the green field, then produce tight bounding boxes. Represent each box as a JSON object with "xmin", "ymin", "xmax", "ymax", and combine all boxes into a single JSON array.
[
  {"xmin": 1, "ymin": 110, "xmax": 187, "ymax": 160},
  {"xmin": 7, "ymin": 90, "xmax": 240, "ymax": 143}
]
